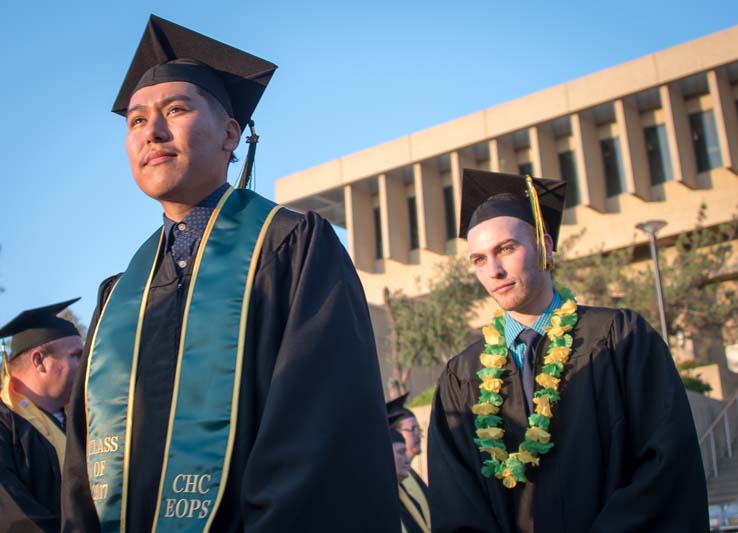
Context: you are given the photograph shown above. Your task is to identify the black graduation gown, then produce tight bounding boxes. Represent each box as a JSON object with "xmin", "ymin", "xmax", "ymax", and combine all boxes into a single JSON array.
[
  {"xmin": 0, "ymin": 403, "xmax": 63, "ymax": 533},
  {"xmin": 428, "ymin": 305, "xmax": 708, "ymax": 533},
  {"xmin": 61, "ymin": 209, "xmax": 400, "ymax": 532}
]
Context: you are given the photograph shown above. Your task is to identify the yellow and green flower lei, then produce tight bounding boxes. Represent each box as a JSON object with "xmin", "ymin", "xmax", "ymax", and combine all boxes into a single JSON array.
[{"xmin": 472, "ymin": 285, "xmax": 578, "ymax": 489}]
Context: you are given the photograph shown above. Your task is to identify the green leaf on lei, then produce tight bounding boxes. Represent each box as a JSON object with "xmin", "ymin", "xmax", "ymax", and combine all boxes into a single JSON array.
[
  {"xmin": 484, "ymin": 344, "xmax": 508, "ymax": 356},
  {"xmin": 541, "ymin": 362, "xmax": 563, "ymax": 377},
  {"xmin": 506, "ymin": 456, "xmax": 528, "ymax": 481},
  {"xmin": 550, "ymin": 336, "xmax": 567, "ymax": 348},
  {"xmin": 534, "ymin": 388, "xmax": 561, "ymax": 402},
  {"xmin": 477, "ymin": 367, "xmax": 505, "ymax": 380},
  {"xmin": 475, "ymin": 437, "xmax": 506, "ymax": 450},
  {"xmin": 475, "ymin": 414, "xmax": 503, "ymax": 428},
  {"xmin": 480, "ymin": 390, "xmax": 504, "ymax": 405},
  {"xmin": 481, "ymin": 461, "xmax": 496, "ymax": 478},
  {"xmin": 528, "ymin": 413, "xmax": 550, "ymax": 430},
  {"xmin": 556, "ymin": 286, "xmax": 575, "ymax": 301},
  {"xmin": 522, "ymin": 439, "xmax": 554, "ymax": 455}
]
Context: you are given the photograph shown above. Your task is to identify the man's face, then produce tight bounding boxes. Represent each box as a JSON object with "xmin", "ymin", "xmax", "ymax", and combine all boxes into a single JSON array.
[
  {"xmin": 40, "ymin": 335, "xmax": 83, "ymax": 407},
  {"xmin": 392, "ymin": 442, "xmax": 410, "ymax": 482},
  {"xmin": 467, "ymin": 216, "xmax": 553, "ymax": 317},
  {"xmin": 395, "ymin": 416, "xmax": 422, "ymax": 459},
  {"xmin": 125, "ymin": 81, "xmax": 238, "ymax": 206}
]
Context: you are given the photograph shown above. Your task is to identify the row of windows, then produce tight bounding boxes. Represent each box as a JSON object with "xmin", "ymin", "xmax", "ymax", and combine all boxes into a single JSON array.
[
  {"xmin": 553, "ymin": 109, "xmax": 723, "ymax": 205},
  {"xmin": 371, "ymin": 109, "xmax": 728, "ymax": 259}
]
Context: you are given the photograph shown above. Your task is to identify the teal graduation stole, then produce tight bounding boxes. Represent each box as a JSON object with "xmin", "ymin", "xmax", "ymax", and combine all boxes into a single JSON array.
[{"xmin": 85, "ymin": 187, "xmax": 280, "ymax": 532}]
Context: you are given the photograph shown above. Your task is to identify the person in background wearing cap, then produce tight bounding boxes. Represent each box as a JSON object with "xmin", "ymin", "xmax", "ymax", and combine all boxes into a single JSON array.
[
  {"xmin": 427, "ymin": 170, "xmax": 707, "ymax": 532},
  {"xmin": 61, "ymin": 15, "xmax": 398, "ymax": 532},
  {"xmin": 388, "ymin": 393, "xmax": 424, "ymax": 463},
  {"xmin": 388, "ymin": 397, "xmax": 431, "ymax": 533},
  {"xmin": 0, "ymin": 299, "xmax": 82, "ymax": 532}
]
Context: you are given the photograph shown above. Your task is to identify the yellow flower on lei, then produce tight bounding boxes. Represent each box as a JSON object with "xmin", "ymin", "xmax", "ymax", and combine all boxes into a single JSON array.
[
  {"xmin": 482, "ymin": 325, "xmax": 504, "ymax": 346},
  {"xmin": 476, "ymin": 427, "xmax": 505, "ymax": 440},
  {"xmin": 472, "ymin": 402, "xmax": 499, "ymax": 415},
  {"xmin": 480, "ymin": 353, "xmax": 506, "ymax": 368},
  {"xmin": 555, "ymin": 299, "xmax": 577, "ymax": 316},
  {"xmin": 535, "ymin": 373, "xmax": 560, "ymax": 390},
  {"xmin": 525, "ymin": 426, "xmax": 551, "ymax": 443},
  {"xmin": 543, "ymin": 315, "xmax": 573, "ymax": 340},
  {"xmin": 481, "ymin": 377, "xmax": 504, "ymax": 393},
  {"xmin": 515, "ymin": 450, "xmax": 540, "ymax": 466},
  {"xmin": 544, "ymin": 346, "xmax": 571, "ymax": 365},
  {"xmin": 484, "ymin": 447, "xmax": 509, "ymax": 462},
  {"xmin": 499, "ymin": 469, "xmax": 517, "ymax": 488},
  {"xmin": 533, "ymin": 395, "xmax": 552, "ymax": 417}
]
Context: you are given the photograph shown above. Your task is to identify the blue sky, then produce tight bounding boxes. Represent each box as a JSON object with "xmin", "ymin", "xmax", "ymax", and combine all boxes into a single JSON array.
[{"xmin": 1, "ymin": 0, "xmax": 737, "ymax": 326}]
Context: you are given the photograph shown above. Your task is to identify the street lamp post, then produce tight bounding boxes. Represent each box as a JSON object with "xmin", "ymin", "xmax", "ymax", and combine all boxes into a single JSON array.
[{"xmin": 636, "ymin": 220, "xmax": 669, "ymax": 341}]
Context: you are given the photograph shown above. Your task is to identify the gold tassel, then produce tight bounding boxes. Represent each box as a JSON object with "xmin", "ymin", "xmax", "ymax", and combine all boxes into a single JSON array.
[{"xmin": 525, "ymin": 176, "xmax": 547, "ymax": 271}]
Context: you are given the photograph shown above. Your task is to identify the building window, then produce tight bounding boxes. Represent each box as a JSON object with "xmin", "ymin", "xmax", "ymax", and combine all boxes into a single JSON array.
[
  {"xmin": 689, "ymin": 110, "xmax": 723, "ymax": 172},
  {"xmin": 373, "ymin": 207, "xmax": 383, "ymax": 259},
  {"xmin": 601, "ymin": 137, "xmax": 626, "ymax": 197},
  {"xmin": 558, "ymin": 150, "xmax": 580, "ymax": 208},
  {"xmin": 443, "ymin": 185, "xmax": 456, "ymax": 240},
  {"xmin": 408, "ymin": 196, "xmax": 419, "ymax": 250},
  {"xmin": 518, "ymin": 162, "xmax": 533, "ymax": 176},
  {"xmin": 644, "ymin": 124, "xmax": 673, "ymax": 185}
]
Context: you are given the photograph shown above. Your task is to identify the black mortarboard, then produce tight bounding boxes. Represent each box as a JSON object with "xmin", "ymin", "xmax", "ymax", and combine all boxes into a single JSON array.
[
  {"xmin": 112, "ymin": 15, "xmax": 277, "ymax": 130},
  {"xmin": 386, "ymin": 393, "xmax": 415, "ymax": 426},
  {"xmin": 459, "ymin": 170, "xmax": 567, "ymax": 251},
  {"xmin": 0, "ymin": 298, "xmax": 81, "ymax": 360}
]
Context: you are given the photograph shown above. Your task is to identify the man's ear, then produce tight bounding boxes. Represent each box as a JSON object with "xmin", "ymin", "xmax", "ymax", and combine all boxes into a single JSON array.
[
  {"xmin": 223, "ymin": 118, "xmax": 241, "ymax": 153},
  {"xmin": 31, "ymin": 349, "xmax": 47, "ymax": 373}
]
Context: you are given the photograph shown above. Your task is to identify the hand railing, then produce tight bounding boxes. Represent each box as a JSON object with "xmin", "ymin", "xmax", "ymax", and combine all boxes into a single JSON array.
[{"xmin": 700, "ymin": 391, "xmax": 738, "ymax": 479}]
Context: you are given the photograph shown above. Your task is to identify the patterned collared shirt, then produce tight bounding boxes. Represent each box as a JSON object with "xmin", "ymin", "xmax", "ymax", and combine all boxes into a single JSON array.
[
  {"xmin": 503, "ymin": 290, "xmax": 563, "ymax": 370},
  {"xmin": 163, "ymin": 183, "xmax": 229, "ymax": 275}
]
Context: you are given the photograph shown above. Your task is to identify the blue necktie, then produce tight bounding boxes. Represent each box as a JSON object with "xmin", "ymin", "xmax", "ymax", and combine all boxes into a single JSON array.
[{"xmin": 518, "ymin": 328, "xmax": 541, "ymax": 413}]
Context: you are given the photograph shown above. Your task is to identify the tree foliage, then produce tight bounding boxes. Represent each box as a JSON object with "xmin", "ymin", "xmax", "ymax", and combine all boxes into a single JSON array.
[
  {"xmin": 384, "ymin": 256, "xmax": 487, "ymax": 397},
  {"xmin": 554, "ymin": 204, "xmax": 738, "ymax": 344},
  {"xmin": 554, "ymin": 204, "xmax": 738, "ymax": 395},
  {"xmin": 676, "ymin": 360, "xmax": 714, "ymax": 395}
]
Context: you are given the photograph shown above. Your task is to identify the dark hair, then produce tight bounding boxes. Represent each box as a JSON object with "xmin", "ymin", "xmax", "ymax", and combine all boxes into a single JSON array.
[{"xmin": 194, "ymin": 86, "xmax": 240, "ymax": 164}]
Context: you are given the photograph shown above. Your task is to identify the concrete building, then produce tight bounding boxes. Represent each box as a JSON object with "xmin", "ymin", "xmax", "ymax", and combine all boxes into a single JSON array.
[{"xmin": 276, "ymin": 25, "xmax": 738, "ymax": 392}]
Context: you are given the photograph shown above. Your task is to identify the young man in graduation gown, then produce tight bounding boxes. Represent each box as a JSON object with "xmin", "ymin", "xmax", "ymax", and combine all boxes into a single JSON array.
[
  {"xmin": 387, "ymin": 396, "xmax": 431, "ymax": 533},
  {"xmin": 0, "ymin": 299, "xmax": 83, "ymax": 532},
  {"xmin": 61, "ymin": 15, "xmax": 399, "ymax": 532},
  {"xmin": 427, "ymin": 170, "xmax": 708, "ymax": 532}
]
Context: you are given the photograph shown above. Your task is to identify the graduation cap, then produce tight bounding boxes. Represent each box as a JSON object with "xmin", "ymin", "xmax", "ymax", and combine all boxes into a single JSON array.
[
  {"xmin": 459, "ymin": 170, "xmax": 567, "ymax": 270},
  {"xmin": 0, "ymin": 298, "xmax": 81, "ymax": 360},
  {"xmin": 112, "ymin": 14, "xmax": 278, "ymax": 131},
  {"xmin": 386, "ymin": 393, "xmax": 415, "ymax": 426}
]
